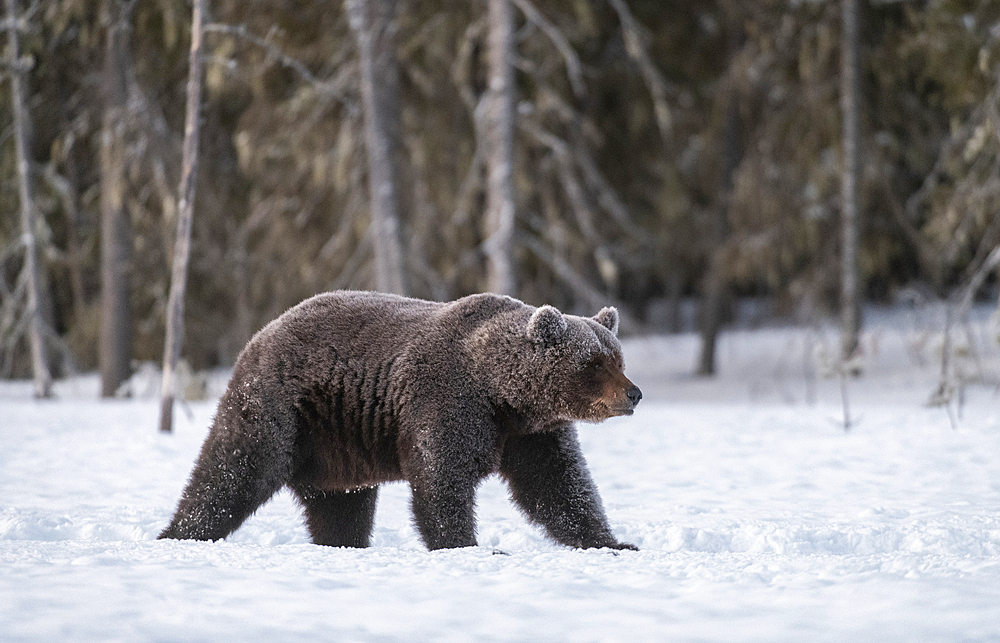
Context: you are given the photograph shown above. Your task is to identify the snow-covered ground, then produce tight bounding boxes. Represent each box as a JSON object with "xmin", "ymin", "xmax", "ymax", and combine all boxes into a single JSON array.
[{"xmin": 3, "ymin": 306, "xmax": 1000, "ymax": 642}]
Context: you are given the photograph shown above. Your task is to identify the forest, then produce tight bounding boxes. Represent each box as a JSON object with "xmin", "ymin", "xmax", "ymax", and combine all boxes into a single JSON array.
[{"xmin": 3, "ymin": 0, "xmax": 1000, "ymax": 397}]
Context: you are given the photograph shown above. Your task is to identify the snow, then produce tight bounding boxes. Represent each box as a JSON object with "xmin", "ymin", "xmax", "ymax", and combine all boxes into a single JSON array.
[{"xmin": 3, "ymin": 307, "xmax": 1000, "ymax": 642}]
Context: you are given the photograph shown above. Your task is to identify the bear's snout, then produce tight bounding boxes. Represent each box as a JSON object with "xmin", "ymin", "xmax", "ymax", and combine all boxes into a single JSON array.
[{"xmin": 594, "ymin": 368, "xmax": 642, "ymax": 419}]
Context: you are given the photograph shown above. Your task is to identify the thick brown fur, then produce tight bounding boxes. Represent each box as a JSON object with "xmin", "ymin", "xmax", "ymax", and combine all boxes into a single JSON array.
[{"xmin": 159, "ymin": 291, "xmax": 641, "ymax": 551}]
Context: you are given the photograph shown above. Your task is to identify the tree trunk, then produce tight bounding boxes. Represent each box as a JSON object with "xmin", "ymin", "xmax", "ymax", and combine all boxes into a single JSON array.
[
  {"xmin": 346, "ymin": 0, "xmax": 409, "ymax": 296},
  {"xmin": 99, "ymin": 1, "xmax": 132, "ymax": 397},
  {"xmin": 482, "ymin": 0, "xmax": 517, "ymax": 296},
  {"xmin": 840, "ymin": 0, "xmax": 862, "ymax": 363},
  {"xmin": 696, "ymin": 96, "xmax": 740, "ymax": 377},
  {"xmin": 159, "ymin": 0, "xmax": 205, "ymax": 433},
  {"xmin": 5, "ymin": 0, "xmax": 52, "ymax": 398}
]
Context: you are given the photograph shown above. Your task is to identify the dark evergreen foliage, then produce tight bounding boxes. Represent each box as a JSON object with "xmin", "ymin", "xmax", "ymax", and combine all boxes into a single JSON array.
[{"xmin": 2, "ymin": 0, "xmax": 999, "ymax": 375}]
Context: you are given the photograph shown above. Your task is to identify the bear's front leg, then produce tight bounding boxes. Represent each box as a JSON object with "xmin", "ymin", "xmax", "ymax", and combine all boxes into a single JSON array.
[
  {"xmin": 500, "ymin": 426, "xmax": 637, "ymax": 551},
  {"xmin": 401, "ymin": 410, "xmax": 498, "ymax": 551}
]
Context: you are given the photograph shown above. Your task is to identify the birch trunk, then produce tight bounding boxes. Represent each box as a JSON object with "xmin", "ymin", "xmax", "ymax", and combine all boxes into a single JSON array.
[
  {"xmin": 99, "ymin": 1, "xmax": 132, "ymax": 397},
  {"xmin": 5, "ymin": 0, "xmax": 52, "ymax": 398},
  {"xmin": 483, "ymin": 0, "xmax": 517, "ymax": 296},
  {"xmin": 840, "ymin": 0, "xmax": 862, "ymax": 362},
  {"xmin": 346, "ymin": 0, "xmax": 409, "ymax": 296},
  {"xmin": 159, "ymin": 0, "xmax": 205, "ymax": 433}
]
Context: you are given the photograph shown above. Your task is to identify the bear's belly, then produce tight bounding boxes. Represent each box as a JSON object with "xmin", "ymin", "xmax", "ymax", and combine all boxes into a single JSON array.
[
  {"xmin": 309, "ymin": 434, "xmax": 404, "ymax": 491},
  {"xmin": 292, "ymin": 381, "xmax": 404, "ymax": 491}
]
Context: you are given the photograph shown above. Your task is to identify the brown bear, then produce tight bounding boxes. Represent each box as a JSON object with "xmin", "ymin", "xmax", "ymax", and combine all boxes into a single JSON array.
[{"xmin": 159, "ymin": 291, "xmax": 641, "ymax": 551}]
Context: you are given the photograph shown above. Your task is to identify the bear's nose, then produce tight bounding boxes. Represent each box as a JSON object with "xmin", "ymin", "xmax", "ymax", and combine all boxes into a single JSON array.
[{"xmin": 626, "ymin": 385, "xmax": 642, "ymax": 406}]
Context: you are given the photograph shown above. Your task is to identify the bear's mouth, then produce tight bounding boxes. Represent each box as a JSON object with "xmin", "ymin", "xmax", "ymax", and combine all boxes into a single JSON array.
[{"xmin": 591, "ymin": 402, "xmax": 635, "ymax": 419}]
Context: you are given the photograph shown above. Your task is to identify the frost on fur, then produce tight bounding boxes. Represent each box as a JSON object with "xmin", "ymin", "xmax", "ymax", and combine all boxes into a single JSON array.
[
  {"xmin": 527, "ymin": 305, "xmax": 567, "ymax": 344},
  {"xmin": 593, "ymin": 307, "xmax": 619, "ymax": 336},
  {"xmin": 159, "ymin": 291, "xmax": 639, "ymax": 552}
]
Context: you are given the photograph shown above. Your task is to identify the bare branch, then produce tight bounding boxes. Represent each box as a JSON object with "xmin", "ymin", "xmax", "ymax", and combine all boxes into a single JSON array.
[
  {"xmin": 400, "ymin": 13, "xmax": 446, "ymax": 60},
  {"xmin": 522, "ymin": 234, "xmax": 641, "ymax": 333},
  {"xmin": 607, "ymin": 0, "xmax": 672, "ymax": 143},
  {"xmin": 0, "ymin": 54, "xmax": 32, "ymax": 72},
  {"xmin": 450, "ymin": 132, "xmax": 484, "ymax": 228},
  {"xmin": 0, "ymin": 0, "xmax": 37, "ymax": 33},
  {"xmin": 575, "ymin": 143, "xmax": 647, "ymax": 242},
  {"xmin": 957, "ymin": 245, "xmax": 1000, "ymax": 320},
  {"xmin": 41, "ymin": 162, "xmax": 86, "ymax": 319},
  {"xmin": 521, "ymin": 117, "xmax": 645, "ymax": 243},
  {"xmin": 204, "ymin": 22, "xmax": 356, "ymax": 113},
  {"xmin": 0, "ymin": 235, "xmax": 23, "ymax": 270},
  {"xmin": 452, "ymin": 18, "xmax": 485, "ymax": 113},
  {"xmin": 900, "ymin": 75, "xmax": 1000, "ymax": 285},
  {"xmin": 510, "ymin": 0, "xmax": 584, "ymax": 98},
  {"xmin": 521, "ymin": 119, "xmax": 599, "ymax": 242}
]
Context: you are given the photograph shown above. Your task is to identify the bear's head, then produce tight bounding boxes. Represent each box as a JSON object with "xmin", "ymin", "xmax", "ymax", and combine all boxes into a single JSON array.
[{"xmin": 470, "ymin": 302, "xmax": 641, "ymax": 424}]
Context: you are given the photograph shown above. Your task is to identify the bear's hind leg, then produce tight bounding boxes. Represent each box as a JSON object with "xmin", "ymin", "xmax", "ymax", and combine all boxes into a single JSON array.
[
  {"xmin": 159, "ymin": 412, "xmax": 293, "ymax": 542},
  {"xmin": 409, "ymin": 482, "xmax": 477, "ymax": 550},
  {"xmin": 159, "ymin": 460, "xmax": 284, "ymax": 542},
  {"xmin": 291, "ymin": 485, "xmax": 379, "ymax": 547}
]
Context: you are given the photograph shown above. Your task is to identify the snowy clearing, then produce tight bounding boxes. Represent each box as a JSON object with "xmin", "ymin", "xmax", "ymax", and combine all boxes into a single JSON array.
[{"xmin": 3, "ymin": 309, "xmax": 1000, "ymax": 642}]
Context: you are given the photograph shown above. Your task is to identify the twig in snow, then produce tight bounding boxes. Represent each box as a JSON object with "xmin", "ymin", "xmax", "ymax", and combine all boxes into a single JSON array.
[{"xmin": 838, "ymin": 366, "xmax": 856, "ymax": 432}]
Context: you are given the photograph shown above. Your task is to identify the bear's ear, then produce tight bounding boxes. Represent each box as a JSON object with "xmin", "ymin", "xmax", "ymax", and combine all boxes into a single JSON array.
[
  {"xmin": 527, "ymin": 305, "xmax": 567, "ymax": 345},
  {"xmin": 593, "ymin": 307, "xmax": 619, "ymax": 335}
]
